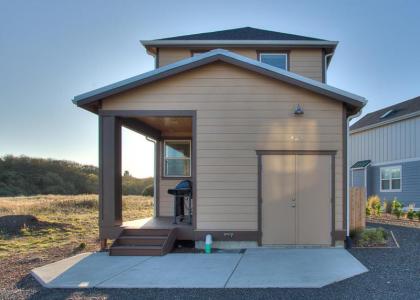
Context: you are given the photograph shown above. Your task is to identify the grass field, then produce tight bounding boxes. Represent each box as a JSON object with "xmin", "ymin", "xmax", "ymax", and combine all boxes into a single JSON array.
[{"xmin": 0, "ymin": 195, "xmax": 153, "ymax": 258}]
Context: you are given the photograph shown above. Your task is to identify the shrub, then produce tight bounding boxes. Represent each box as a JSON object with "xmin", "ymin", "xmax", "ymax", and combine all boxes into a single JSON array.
[
  {"xmin": 350, "ymin": 228, "xmax": 363, "ymax": 241},
  {"xmin": 417, "ymin": 211, "xmax": 420, "ymax": 220},
  {"xmin": 366, "ymin": 206, "xmax": 371, "ymax": 216},
  {"xmin": 383, "ymin": 200, "xmax": 393, "ymax": 214},
  {"xmin": 391, "ymin": 198, "xmax": 403, "ymax": 219},
  {"xmin": 142, "ymin": 184, "xmax": 154, "ymax": 197},
  {"xmin": 358, "ymin": 227, "xmax": 388, "ymax": 246},
  {"xmin": 407, "ymin": 209, "xmax": 415, "ymax": 220},
  {"xmin": 367, "ymin": 196, "xmax": 382, "ymax": 216}
]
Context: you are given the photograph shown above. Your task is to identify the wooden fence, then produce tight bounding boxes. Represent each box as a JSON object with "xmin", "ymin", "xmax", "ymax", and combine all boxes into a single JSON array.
[{"xmin": 350, "ymin": 187, "xmax": 366, "ymax": 230}]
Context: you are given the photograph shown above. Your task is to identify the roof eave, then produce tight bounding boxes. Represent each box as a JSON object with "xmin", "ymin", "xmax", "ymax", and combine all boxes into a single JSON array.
[
  {"xmin": 73, "ymin": 49, "xmax": 364, "ymax": 113},
  {"xmin": 350, "ymin": 110, "xmax": 420, "ymax": 134},
  {"xmin": 141, "ymin": 39, "xmax": 338, "ymax": 48}
]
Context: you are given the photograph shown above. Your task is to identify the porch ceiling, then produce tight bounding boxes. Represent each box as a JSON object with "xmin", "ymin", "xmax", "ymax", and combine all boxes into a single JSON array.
[{"xmin": 136, "ymin": 116, "xmax": 192, "ymax": 138}]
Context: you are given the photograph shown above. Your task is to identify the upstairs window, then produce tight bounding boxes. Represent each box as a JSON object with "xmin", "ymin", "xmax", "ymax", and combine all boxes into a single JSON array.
[
  {"xmin": 259, "ymin": 53, "xmax": 288, "ymax": 70},
  {"xmin": 380, "ymin": 166, "xmax": 401, "ymax": 192},
  {"xmin": 164, "ymin": 140, "xmax": 191, "ymax": 177}
]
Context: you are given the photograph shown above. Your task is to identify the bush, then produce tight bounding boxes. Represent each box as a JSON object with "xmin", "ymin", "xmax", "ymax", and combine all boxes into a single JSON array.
[
  {"xmin": 391, "ymin": 198, "xmax": 403, "ymax": 219},
  {"xmin": 142, "ymin": 185, "xmax": 154, "ymax": 197},
  {"xmin": 407, "ymin": 209, "xmax": 415, "ymax": 220},
  {"xmin": 383, "ymin": 200, "xmax": 393, "ymax": 214},
  {"xmin": 367, "ymin": 195, "xmax": 382, "ymax": 216},
  {"xmin": 358, "ymin": 227, "xmax": 388, "ymax": 247},
  {"xmin": 366, "ymin": 206, "xmax": 371, "ymax": 216}
]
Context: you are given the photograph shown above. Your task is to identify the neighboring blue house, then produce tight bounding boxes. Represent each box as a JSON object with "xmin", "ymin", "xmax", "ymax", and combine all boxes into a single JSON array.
[{"xmin": 350, "ymin": 96, "xmax": 420, "ymax": 208}]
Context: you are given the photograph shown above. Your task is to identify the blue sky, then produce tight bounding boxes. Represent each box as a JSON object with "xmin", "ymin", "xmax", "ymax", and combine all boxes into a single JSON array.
[{"xmin": 1, "ymin": 0, "xmax": 419, "ymax": 177}]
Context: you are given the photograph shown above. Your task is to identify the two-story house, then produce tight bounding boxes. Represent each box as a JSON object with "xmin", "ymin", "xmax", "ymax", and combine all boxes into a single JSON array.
[
  {"xmin": 73, "ymin": 27, "xmax": 366, "ymax": 255},
  {"xmin": 350, "ymin": 96, "xmax": 420, "ymax": 208}
]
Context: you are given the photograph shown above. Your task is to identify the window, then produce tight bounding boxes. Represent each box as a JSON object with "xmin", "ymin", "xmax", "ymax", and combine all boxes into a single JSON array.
[
  {"xmin": 259, "ymin": 53, "xmax": 288, "ymax": 70},
  {"xmin": 380, "ymin": 166, "xmax": 401, "ymax": 192},
  {"xmin": 164, "ymin": 140, "xmax": 191, "ymax": 177}
]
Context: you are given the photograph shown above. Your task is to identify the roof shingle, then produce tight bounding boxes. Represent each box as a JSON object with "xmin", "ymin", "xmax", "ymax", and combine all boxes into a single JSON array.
[
  {"xmin": 156, "ymin": 27, "xmax": 326, "ymax": 41},
  {"xmin": 350, "ymin": 96, "xmax": 420, "ymax": 131}
]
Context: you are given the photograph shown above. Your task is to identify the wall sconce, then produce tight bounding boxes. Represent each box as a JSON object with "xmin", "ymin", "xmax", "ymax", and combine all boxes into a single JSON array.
[{"xmin": 294, "ymin": 104, "xmax": 304, "ymax": 115}]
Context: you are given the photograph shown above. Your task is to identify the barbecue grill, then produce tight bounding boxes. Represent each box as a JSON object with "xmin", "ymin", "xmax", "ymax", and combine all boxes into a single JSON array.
[{"xmin": 167, "ymin": 180, "xmax": 192, "ymax": 224}]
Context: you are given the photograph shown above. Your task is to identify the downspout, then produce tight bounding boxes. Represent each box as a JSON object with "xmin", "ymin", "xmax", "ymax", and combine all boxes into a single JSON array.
[
  {"xmin": 346, "ymin": 110, "xmax": 362, "ymax": 243},
  {"xmin": 324, "ymin": 53, "xmax": 333, "ymax": 82}
]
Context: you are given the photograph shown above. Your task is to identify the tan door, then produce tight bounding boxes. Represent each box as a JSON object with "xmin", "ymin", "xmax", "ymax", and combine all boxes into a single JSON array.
[
  {"xmin": 296, "ymin": 155, "xmax": 331, "ymax": 245},
  {"xmin": 261, "ymin": 154, "xmax": 331, "ymax": 246},
  {"xmin": 261, "ymin": 155, "xmax": 296, "ymax": 245}
]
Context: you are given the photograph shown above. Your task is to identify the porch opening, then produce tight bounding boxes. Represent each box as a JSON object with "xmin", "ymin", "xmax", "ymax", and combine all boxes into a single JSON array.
[{"xmin": 98, "ymin": 112, "xmax": 195, "ymax": 250}]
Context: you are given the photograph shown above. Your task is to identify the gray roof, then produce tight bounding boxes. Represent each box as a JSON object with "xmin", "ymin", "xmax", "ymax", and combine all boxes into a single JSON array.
[
  {"xmin": 73, "ymin": 49, "xmax": 366, "ymax": 111},
  {"xmin": 351, "ymin": 160, "xmax": 371, "ymax": 169},
  {"xmin": 350, "ymin": 96, "xmax": 420, "ymax": 132},
  {"xmin": 156, "ymin": 27, "xmax": 325, "ymax": 41}
]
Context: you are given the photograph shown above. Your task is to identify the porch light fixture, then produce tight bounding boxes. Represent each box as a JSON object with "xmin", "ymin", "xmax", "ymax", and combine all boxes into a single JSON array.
[{"xmin": 294, "ymin": 104, "xmax": 304, "ymax": 115}]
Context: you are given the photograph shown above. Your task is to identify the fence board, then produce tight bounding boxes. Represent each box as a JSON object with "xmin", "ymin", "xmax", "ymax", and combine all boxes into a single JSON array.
[{"xmin": 350, "ymin": 187, "xmax": 366, "ymax": 230}]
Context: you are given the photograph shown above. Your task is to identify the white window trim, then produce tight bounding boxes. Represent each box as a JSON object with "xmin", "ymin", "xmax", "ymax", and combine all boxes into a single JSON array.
[
  {"xmin": 379, "ymin": 165, "xmax": 402, "ymax": 192},
  {"xmin": 258, "ymin": 52, "xmax": 288, "ymax": 70},
  {"xmin": 163, "ymin": 139, "xmax": 192, "ymax": 178}
]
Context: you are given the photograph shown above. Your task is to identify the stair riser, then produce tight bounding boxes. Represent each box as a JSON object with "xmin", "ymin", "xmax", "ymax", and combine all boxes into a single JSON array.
[
  {"xmin": 123, "ymin": 229, "xmax": 171, "ymax": 236},
  {"xmin": 117, "ymin": 238, "xmax": 166, "ymax": 246}
]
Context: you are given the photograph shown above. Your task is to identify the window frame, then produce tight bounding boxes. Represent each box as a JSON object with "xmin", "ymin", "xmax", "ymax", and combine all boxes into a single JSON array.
[
  {"xmin": 380, "ymin": 165, "xmax": 402, "ymax": 192},
  {"xmin": 258, "ymin": 52, "xmax": 289, "ymax": 70},
  {"xmin": 163, "ymin": 139, "xmax": 192, "ymax": 178}
]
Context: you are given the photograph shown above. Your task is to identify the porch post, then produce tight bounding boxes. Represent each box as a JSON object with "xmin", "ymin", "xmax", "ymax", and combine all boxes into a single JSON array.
[{"xmin": 99, "ymin": 115, "xmax": 122, "ymax": 247}]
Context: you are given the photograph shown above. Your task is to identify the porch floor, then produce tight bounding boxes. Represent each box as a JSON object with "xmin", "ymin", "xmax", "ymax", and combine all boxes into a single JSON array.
[{"xmin": 122, "ymin": 217, "xmax": 193, "ymax": 240}]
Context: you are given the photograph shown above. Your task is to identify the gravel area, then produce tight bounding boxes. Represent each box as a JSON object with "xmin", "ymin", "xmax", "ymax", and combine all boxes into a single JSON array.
[{"xmin": 2, "ymin": 223, "xmax": 419, "ymax": 300}]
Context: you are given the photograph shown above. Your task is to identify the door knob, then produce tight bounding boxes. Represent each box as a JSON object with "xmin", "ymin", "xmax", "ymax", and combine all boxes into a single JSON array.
[{"xmin": 291, "ymin": 203, "xmax": 296, "ymax": 207}]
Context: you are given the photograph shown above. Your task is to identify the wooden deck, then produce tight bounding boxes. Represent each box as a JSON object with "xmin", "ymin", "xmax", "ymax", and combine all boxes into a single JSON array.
[{"xmin": 123, "ymin": 217, "xmax": 194, "ymax": 240}]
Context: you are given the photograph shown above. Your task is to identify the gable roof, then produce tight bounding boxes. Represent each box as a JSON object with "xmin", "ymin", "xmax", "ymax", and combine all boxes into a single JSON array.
[
  {"xmin": 156, "ymin": 27, "xmax": 325, "ymax": 41},
  {"xmin": 351, "ymin": 160, "xmax": 371, "ymax": 169},
  {"xmin": 141, "ymin": 27, "xmax": 338, "ymax": 53},
  {"xmin": 73, "ymin": 49, "xmax": 366, "ymax": 111},
  {"xmin": 350, "ymin": 96, "xmax": 420, "ymax": 132}
]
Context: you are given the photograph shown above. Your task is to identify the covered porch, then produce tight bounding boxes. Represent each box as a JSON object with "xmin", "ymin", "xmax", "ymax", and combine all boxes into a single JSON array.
[{"xmin": 98, "ymin": 110, "xmax": 196, "ymax": 250}]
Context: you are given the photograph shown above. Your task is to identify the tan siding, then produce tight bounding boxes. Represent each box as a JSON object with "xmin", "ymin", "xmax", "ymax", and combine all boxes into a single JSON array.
[
  {"xmin": 158, "ymin": 48, "xmax": 191, "ymax": 67},
  {"xmin": 103, "ymin": 62, "xmax": 344, "ymax": 231},
  {"xmin": 158, "ymin": 47, "xmax": 323, "ymax": 82},
  {"xmin": 290, "ymin": 49, "xmax": 323, "ymax": 81},
  {"xmin": 158, "ymin": 48, "xmax": 257, "ymax": 67}
]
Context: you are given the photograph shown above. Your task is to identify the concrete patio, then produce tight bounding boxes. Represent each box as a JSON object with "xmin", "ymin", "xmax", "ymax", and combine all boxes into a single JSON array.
[{"xmin": 31, "ymin": 249, "xmax": 368, "ymax": 289}]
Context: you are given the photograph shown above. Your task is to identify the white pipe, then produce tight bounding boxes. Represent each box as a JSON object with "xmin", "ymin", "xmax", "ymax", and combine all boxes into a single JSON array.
[
  {"xmin": 324, "ymin": 53, "xmax": 333, "ymax": 82},
  {"xmin": 346, "ymin": 110, "xmax": 362, "ymax": 237}
]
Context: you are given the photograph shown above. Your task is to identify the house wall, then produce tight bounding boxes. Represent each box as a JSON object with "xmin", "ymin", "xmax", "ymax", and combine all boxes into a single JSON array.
[
  {"xmin": 157, "ymin": 48, "xmax": 324, "ymax": 81},
  {"xmin": 101, "ymin": 61, "xmax": 345, "ymax": 232},
  {"xmin": 350, "ymin": 116, "xmax": 420, "ymax": 165},
  {"xmin": 351, "ymin": 169, "xmax": 365, "ymax": 188},
  {"xmin": 367, "ymin": 160, "xmax": 420, "ymax": 206}
]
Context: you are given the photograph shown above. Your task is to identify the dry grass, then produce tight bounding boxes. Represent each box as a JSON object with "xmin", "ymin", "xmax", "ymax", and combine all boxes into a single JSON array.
[{"xmin": 0, "ymin": 194, "xmax": 153, "ymax": 259}]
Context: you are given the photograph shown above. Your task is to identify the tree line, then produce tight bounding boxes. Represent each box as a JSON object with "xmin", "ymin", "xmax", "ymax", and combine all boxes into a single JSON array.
[{"xmin": 0, "ymin": 155, "xmax": 153, "ymax": 197}]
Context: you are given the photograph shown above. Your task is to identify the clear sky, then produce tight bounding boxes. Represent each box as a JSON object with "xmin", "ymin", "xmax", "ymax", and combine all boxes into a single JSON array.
[{"xmin": 1, "ymin": 0, "xmax": 419, "ymax": 178}]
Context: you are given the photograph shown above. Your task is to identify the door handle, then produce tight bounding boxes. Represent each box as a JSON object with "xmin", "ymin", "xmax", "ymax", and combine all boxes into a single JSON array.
[{"xmin": 291, "ymin": 203, "xmax": 296, "ymax": 207}]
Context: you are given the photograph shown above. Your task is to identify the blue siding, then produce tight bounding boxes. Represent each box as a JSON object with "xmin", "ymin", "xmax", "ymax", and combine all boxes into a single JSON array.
[
  {"xmin": 351, "ymin": 169, "xmax": 365, "ymax": 187},
  {"xmin": 367, "ymin": 160, "xmax": 420, "ymax": 207}
]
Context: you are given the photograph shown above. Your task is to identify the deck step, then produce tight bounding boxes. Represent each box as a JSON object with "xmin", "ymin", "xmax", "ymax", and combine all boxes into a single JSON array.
[
  {"xmin": 110, "ymin": 228, "xmax": 177, "ymax": 256},
  {"xmin": 122, "ymin": 228, "xmax": 171, "ymax": 236},
  {"xmin": 110, "ymin": 245, "xmax": 164, "ymax": 256},
  {"xmin": 116, "ymin": 236, "xmax": 167, "ymax": 246}
]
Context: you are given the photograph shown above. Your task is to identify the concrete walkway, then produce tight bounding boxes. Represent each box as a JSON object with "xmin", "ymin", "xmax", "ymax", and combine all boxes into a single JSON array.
[{"xmin": 31, "ymin": 249, "xmax": 368, "ymax": 288}]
